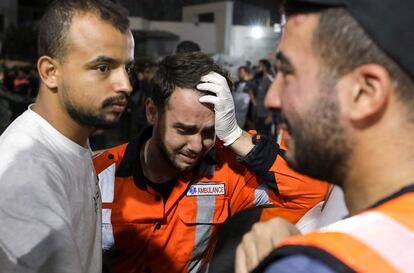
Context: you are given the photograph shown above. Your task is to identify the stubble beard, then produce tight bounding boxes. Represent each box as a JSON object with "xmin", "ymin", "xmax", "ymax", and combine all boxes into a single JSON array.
[
  {"xmin": 285, "ymin": 80, "xmax": 351, "ymax": 187},
  {"xmin": 153, "ymin": 121, "xmax": 196, "ymax": 172},
  {"xmin": 153, "ymin": 120, "xmax": 213, "ymax": 173},
  {"xmin": 62, "ymin": 82, "xmax": 123, "ymax": 129}
]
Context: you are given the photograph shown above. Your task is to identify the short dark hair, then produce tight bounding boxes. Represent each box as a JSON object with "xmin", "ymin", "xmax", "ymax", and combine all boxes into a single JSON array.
[
  {"xmin": 38, "ymin": 0, "xmax": 130, "ymax": 60},
  {"xmin": 259, "ymin": 59, "xmax": 272, "ymax": 72},
  {"xmin": 175, "ymin": 40, "xmax": 201, "ymax": 54},
  {"xmin": 238, "ymin": 66, "xmax": 251, "ymax": 75},
  {"xmin": 284, "ymin": 2, "xmax": 414, "ymax": 118},
  {"xmin": 151, "ymin": 52, "xmax": 232, "ymax": 111},
  {"xmin": 312, "ymin": 8, "xmax": 414, "ymax": 116}
]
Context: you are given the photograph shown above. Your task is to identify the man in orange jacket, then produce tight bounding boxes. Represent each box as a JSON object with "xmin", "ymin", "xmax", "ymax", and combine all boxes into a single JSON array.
[
  {"xmin": 94, "ymin": 52, "xmax": 328, "ymax": 273},
  {"xmin": 236, "ymin": 1, "xmax": 414, "ymax": 273}
]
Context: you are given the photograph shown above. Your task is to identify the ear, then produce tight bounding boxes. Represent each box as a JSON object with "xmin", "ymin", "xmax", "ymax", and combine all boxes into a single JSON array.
[
  {"xmin": 145, "ymin": 98, "xmax": 158, "ymax": 125},
  {"xmin": 346, "ymin": 64, "xmax": 391, "ymax": 126},
  {"xmin": 37, "ymin": 56, "xmax": 59, "ymax": 90}
]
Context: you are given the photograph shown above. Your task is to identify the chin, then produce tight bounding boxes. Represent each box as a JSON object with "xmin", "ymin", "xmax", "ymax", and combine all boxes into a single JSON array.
[
  {"xmin": 174, "ymin": 161, "xmax": 198, "ymax": 172},
  {"xmin": 177, "ymin": 164, "xmax": 196, "ymax": 171}
]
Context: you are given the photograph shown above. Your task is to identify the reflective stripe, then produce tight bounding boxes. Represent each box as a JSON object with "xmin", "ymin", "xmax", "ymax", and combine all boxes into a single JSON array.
[
  {"xmin": 281, "ymin": 232, "xmax": 399, "ymax": 273},
  {"xmin": 102, "ymin": 208, "xmax": 115, "ymax": 251},
  {"xmin": 102, "ymin": 208, "xmax": 112, "ymax": 224},
  {"xmin": 276, "ymin": 130, "xmax": 283, "ymax": 146},
  {"xmin": 323, "ymin": 211, "xmax": 414, "ymax": 273},
  {"xmin": 188, "ymin": 195, "xmax": 216, "ymax": 273},
  {"xmin": 254, "ymin": 183, "xmax": 273, "ymax": 207},
  {"xmin": 99, "ymin": 164, "xmax": 116, "ymax": 251},
  {"xmin": 98, "ymin": 163, "xmax": 115, "ymax": 203}
]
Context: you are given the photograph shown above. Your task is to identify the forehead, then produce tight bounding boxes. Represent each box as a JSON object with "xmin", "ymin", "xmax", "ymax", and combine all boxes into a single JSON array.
[
  {"xmin": 279, "ymin": 13, "xmax": 320, "ymax": 65},
  {"xmin": 64, "ymin": 12, "xmax": 134, "ymax": 61},
  {"xmin": 165, "ymin": 87, "xmax": 214, "ymax": 124}
]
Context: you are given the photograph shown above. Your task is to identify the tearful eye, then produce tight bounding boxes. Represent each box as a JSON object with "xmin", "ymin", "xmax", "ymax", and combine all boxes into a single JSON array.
[{"xmin": 96, "ymin": 65, "xmax": 110, "ymax": 73}]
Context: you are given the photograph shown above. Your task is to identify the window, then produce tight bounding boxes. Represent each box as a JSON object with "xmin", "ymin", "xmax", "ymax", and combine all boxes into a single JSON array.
[{"xmin": 198, "ymin": 13, "xmax": 214, "ymax": 23}]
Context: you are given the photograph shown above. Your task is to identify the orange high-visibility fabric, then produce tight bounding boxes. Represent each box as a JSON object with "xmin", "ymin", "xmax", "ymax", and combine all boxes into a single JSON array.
[
  {"xmin": 94, "ymin": 140, "xmax": 328, "ymax": 273},
  {"xmin": 260, "ymin": 155, "xmax": 329, "ymax": 223},
  {"xmin": 276, "ymin": 192, "xmax": 414, "ymax": 273}
]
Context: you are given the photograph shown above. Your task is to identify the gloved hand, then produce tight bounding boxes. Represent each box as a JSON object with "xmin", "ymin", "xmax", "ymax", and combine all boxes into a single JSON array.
[{"xmin": 198, "ymin": 72, "xmax": 242, "ymax": 146}]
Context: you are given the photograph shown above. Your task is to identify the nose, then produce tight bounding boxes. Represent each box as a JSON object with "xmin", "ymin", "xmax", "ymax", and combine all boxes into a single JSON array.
[
  {"xmin": 187, "ymin": 133, "xmax": 203, "ymax": 154},
  {"xmin": 265, "ymin": 74, "xmax": 282, "ymax": 110},
  {"xmin": 114, "ymin": 66, "xmax": 133, "ymax": 96}
]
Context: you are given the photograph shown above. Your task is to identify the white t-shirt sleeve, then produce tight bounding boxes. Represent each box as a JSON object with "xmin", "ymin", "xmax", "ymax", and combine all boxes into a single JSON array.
[{"xmin": 0, "ymin": 160, "xmax": 83, "ymax": 272}]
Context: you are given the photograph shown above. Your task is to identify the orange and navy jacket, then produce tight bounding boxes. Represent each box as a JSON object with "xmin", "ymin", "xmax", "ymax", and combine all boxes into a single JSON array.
[
  {"xmin": 93, "ymin": 128, "xmax": 329, "ymax": 273},
  {"xmin": 260, "ymin": 129, "xmax": 329, "ymax": 223},
  {"xmin": 253, "ymin": 184, "xmax": 414, "ymax": 273}
]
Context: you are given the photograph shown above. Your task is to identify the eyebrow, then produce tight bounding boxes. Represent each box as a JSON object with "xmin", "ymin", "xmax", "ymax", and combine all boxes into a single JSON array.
[
  {"xmin": 89, "ymin": 56, "xmax": 135, "ymax": 66},
  {"xmin": 276, "ymin": 51, "xmax": 292, "ymax": 67},
  {"xmin": 173, "ymin": 123, "xmax": 215, "ymax": 133}
]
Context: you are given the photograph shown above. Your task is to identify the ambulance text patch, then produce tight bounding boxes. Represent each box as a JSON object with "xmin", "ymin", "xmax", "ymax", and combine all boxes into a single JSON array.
[{"xmin": 187, "ymin": 183, "xmax": 225, "ymax": 196}]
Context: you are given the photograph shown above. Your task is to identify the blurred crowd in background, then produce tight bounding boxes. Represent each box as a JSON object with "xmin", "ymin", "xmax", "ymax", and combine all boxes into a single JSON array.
[{"xmin": 0, "ymin": 53, "xmax": 279, "ymax": 150}]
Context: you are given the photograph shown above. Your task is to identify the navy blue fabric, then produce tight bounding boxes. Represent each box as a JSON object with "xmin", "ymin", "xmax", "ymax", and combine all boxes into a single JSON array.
[{"xmin": 264, "ymin": 254, "xmax": 338, "ymax": 273}]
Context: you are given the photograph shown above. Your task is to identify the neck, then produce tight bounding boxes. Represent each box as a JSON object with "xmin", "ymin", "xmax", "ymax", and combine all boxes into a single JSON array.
[
  {"xmin": 343, "ymin": 119, "xmax": 414, "ymax": 215},
  {"xmin": 140, "ymin": 138, "xmax": 179, "ymax": 183},
  {"xmin": 33, "ymin": 90, "xmax": 93, "ymax": 147}
]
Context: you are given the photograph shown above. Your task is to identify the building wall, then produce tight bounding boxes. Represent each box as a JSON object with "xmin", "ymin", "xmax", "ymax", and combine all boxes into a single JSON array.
[
  {"xmin": 129, "ymin": 17, "xmax": 217, "ymax": 54},
  {"xmin": 129, "ymin": 17, "xmax": 151, "ymax": 30},
  {"xmin": 150, "ymin": 21, "xmax": 216, "ymax": 54},
  {"xmin": 182, "ymin": 1, "xmax": 233, "ymax": 54},
  {"xmin": 118, "ymin": 0, "xmax": 282, "ymax": 24},
  {"xmin": 233, "ymin": 2, "xmax": 271, "ymax": 26},
  {"xmin": 230, "ymin": 25, "xmax": 280, "ymax": 65},
  {"xmin": 128, "ymin": 1, "xmax": 280, "ymax": 63},
  {"xmin": 129, "ymin": 16, "xmax": 279, "ymax": 64}
]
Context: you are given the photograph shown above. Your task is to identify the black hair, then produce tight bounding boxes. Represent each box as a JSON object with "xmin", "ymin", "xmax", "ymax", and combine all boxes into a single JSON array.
[
  {"xmin": 38, "ymin": 0, "xmax": 130, "ymax": 59},
  {"xmin": 151, "ymin": 52, "xmax": 232, "ymax": 111},
  {"xmin": 238, "ymin": 66, "xmax": 252, "ymax": 75},
  {"xmin": 283, "ymin": 1, "xmax": 414, "ymax": 119},
  {"xmin": 259, "ymin": 59, "xmax": 272, "ymax": 72},
  {"xmin": 175, "ymin": 40, "xmax": 201, "ymax": 54}
]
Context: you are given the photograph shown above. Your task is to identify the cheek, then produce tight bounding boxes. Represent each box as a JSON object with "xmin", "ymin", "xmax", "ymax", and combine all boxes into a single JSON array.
[
  {"xmin": 280, "ymin": 87, "xmax": 296, "ymax": 111},
  {"xmin": 165, "ymin": 131, "xmax": 187, "ymax": 149},
  {"xmin": 62, "ymin": 80, "xmax": 91, "ymax": 103},
  {"xmin": 282, "ymin": 82, "xmax": 307, "ymax": 112}
]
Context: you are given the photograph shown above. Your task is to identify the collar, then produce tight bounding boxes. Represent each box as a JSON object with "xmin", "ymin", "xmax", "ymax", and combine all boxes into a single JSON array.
[
  {"xmin": 116, "ymin": 126, "xmax": 152, "ymax": 178},
  {"xmin": 370, "ymin": 184, "xmax": 414, "ymax": 209}
]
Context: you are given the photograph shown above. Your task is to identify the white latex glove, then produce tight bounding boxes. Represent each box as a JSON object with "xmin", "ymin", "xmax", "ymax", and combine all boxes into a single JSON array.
[{"xmin": 198, "ymin": 72, "xmax": 242, "ymax": 146}]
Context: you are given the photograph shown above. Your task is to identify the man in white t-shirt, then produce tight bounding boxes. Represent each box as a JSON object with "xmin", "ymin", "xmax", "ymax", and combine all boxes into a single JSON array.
[{"xmin": 0, "ymin": 0, "xmax": 135, "ymax": 272}]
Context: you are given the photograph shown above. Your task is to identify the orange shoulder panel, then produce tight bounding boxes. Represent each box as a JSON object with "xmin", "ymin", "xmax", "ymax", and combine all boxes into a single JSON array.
[
  {"xmin": 261, "ymin": 155, "xmax": 329, "ymax": 223},
  {"xmin": 92, "ymin": 143, "xmax": 128, "ymax": 174},
  {"xmin": 278, "ymin": 232, "xmax": 399, "ymax": 273}
]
